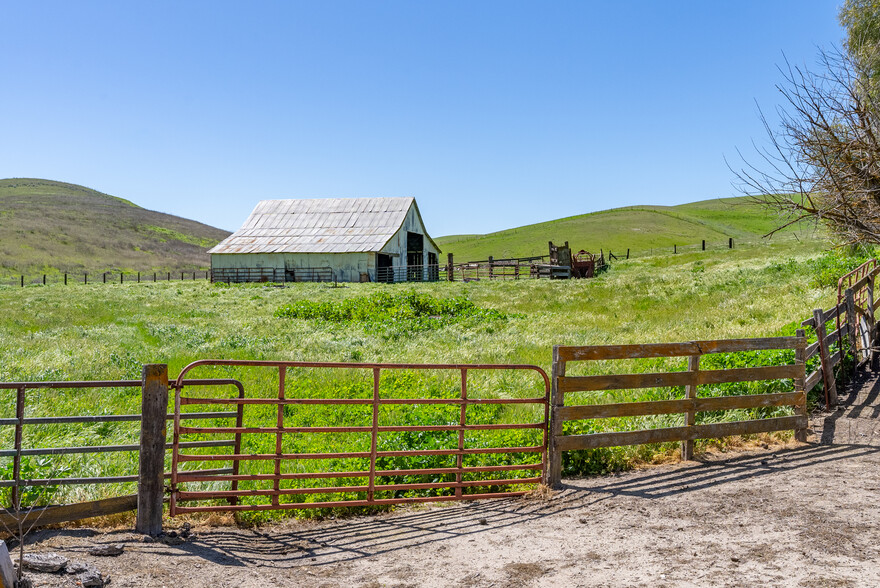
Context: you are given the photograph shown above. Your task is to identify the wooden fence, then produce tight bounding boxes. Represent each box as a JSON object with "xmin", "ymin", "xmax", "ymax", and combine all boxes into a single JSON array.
[
  {"xmin": 546, "ymin": 336, "xmax": 808, "ymax": 487},
  {"xmin": 0, "ymin": 375, "xmax": 243, "ymax": 534},
  {"xmin": 801, "ymin": 262, "xmax": 880, "ymax": 408}
]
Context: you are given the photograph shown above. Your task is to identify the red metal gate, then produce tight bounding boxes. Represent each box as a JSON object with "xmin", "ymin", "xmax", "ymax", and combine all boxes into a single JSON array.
[{"xmin": 169, "ymin": 360, "xmax": 549, "ymax": 515}]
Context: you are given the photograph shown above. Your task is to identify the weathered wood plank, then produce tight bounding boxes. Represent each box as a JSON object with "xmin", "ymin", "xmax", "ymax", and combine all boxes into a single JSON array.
[
  {"xmin": 805, "ymin": 369, "xmax": 822, "ymax": 393},
  {"xmin": 557, "ymin": 391, "xmax": 805, "ymax": 421},
  {"xmin": 559, "ymin": 371, "xmax": 695, "ymax": 393},
  {"xmin": 0, "ymin": 494, "xmax": 137, "ymax": 529},
  {"xmin": 805, "ymin": 340, "xmax": 820, "ymax": 359},
  {"xmin": 554, "ymin": 415, "xmax": 806, "ymax": 451},
  {"xmin": 559, "ymin": 365, "xmax": 800, "ymax": 393},
  {"xmin": 556, "ymin": 337, "xmax": 804, "ymax": 362}
]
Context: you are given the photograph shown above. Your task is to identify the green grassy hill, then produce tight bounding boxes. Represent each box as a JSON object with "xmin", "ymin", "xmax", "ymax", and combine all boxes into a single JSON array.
[
  {"xmin": 0, "ymin": 178, "xmax": 230, "ymax": 275},
  {"xmin": 436, "ymin": 197, "xmax": 823, "ymax": 261}
]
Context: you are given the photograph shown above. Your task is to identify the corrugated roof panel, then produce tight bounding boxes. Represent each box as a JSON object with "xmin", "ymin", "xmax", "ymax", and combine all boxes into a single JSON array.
[{"xmin": 208, "ymin": 197, "xmax": 424, "ymax": 254}]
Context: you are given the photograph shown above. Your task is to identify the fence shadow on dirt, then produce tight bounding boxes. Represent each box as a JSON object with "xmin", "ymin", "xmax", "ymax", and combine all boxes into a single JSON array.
[{"xmin": 23, "ymin": 442, "xmax": 880, "ymax": 570}]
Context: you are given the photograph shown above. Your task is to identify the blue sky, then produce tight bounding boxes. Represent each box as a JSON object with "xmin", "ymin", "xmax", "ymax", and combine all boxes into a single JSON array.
[{"xmin": 1, "ymin": 1, "xmax": 843, "ymax": 236}]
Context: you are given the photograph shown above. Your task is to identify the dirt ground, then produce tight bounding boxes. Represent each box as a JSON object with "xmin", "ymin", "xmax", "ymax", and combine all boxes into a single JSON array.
[{"xmin": 12, "ymin": 375, "xmax": 880, "ymax": 587}]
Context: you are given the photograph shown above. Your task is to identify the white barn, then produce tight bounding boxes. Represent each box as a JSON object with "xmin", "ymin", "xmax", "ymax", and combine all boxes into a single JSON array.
[{"xmin": 209, "ymin": 197, "xmax": 442, "ymax": 283}]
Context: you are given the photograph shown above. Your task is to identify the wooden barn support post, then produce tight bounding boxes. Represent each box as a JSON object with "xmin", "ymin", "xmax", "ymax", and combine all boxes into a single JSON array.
[
  {"xmin": 795, "ymin": 329, "xmax": 808, "ymax": 442},
  {"xmin": 846, "ymin": 288, "xmax": 859, "ymax": 377},
  {"xmin": 547, "ymin": 346, "xmax": 564, "ymax": 488},
  {"xmin": 813, "ymin": 308, "xmax": 838, "ymax": 407},
  {"xmin": 447, "ymin": 253, "xmax": 454, "ymax": 282},
  {"xmin": 136, "ymin": 364, "xmax": 168, "ymax": 536},
  {"xmin": 680, "ymin": 355, "xmax": 700, "ymax": 460}
]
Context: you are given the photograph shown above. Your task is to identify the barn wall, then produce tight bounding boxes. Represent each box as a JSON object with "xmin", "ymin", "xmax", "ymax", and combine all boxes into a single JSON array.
[
  {"xmin": 379, "ymin": 204, "xmax": 441, "ymax": 278},
  {"xmin": 211, "ymin": 252, "xmax": 373, "ymax": 282}
]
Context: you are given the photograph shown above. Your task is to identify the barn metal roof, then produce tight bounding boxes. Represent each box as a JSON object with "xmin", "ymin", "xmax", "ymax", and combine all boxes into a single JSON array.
[{"xmin": 209, "ymin": 197, "xmax": 435, "ymax": 254}]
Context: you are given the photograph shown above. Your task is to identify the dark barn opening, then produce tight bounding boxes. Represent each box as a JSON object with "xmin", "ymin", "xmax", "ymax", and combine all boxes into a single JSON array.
[{"xmin": 407, "ymin": 232, "xmax": 424, "ymax": 281}]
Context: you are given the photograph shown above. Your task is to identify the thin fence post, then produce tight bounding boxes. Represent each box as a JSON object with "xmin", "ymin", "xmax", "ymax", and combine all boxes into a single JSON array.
[
  {"xmin": 84, "ymin": 273, "xmax": 88, "ymax": 285},
  {"xmin": 167, "ymin": 272, "xmax": 170, "ymax": 281},
  {"xmin": 626, "ymin": 248, "xmax": 630, "ymax": 259},
  {"xmin": 795, "ymin": 329, "xmax": 808, "ymax": 442},
  {"xmin": 42, "ymin": 274, "xmax": 46, "ymax": 285},
  {"xmin": 120, "ymin": 273, "xmax": 123, "ymax": 284},
  {"xmin": 64, "ymin": 273, "xmax": 67, "ymax": 286},
  {"xmin": 845, "ymin": 288, "xmax": 859, "ymax": 378},
  {"xmin": 19, "ymin": 276, "xmax": 23, "ymax": 287},
  {"xmin": 729, "ymin": 237, "xmax": 733, "ymax": 249},
  {"xmin": 674, "ymin": 245, "xmax": 677, "ymax": 254},
  {"xmin": 814, "ymin": 307, "xmax": 838, "ymax": 407},
  {"xmin": 702, "ymin": 240, "xmax": 706, "ymax": 251},
  {"xmin": 137, "ymin": 272, "xmax": 140, "ymax": 283},
  {"xmin": 547, "ymin": 346, "xmax": 564, "ymax": 488},
  {"xmin": 488, "ymin": 256, "xmax": 494, "ymax": 280},
  {"xmin": 681, "ymin": 355, "xmax": 700, "ymax": 460},
  {"xmin": 10, "ymin": 387, "xmax": 25, "ymax": 511},
  {"xmin": 447, "ymin": 253, "xmax": 454, "ymax": 282},
  {"xmin": 136, "ymin": 364, "xmax": 169, "ymax": 536},
  {"xmin": 103, "ymin": 273, "xmax": 106, "ymax": 284}
]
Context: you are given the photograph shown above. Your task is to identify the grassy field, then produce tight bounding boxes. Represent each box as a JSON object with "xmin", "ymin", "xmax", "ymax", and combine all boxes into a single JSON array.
[
  {"xmin": 0, "ymin": 235, "xmax": 856, "ymax": 516},
  {"xmin": 436, "ymin": 196, "xmax": 823, "ymax": 261},
  {"xmin": 0, "ymin": 178, "xmax": 229, "ymax": 276}
]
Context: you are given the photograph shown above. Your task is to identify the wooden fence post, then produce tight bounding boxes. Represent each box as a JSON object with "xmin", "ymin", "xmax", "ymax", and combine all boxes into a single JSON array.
[
  {"xmin": 447, "ymin": 253, "xmax": 454, "ymax": 282},
  {"xmin": 795, "ymin": 329, "xmax": 808, "ymax": 442},
  {"xmin": 681, "ymin": 355, "xmax": 700, "ymax": 460},
  {"xmin": 488, "ymin": 256, "xmax": 494, "ymax": 280},
  {"xmin": 869, "ymin": 273, "xmax": 879, "ymax": 370},
  {"xmin": 136, "ymin": 364, "xmax": 168, "ymax": 536},
  {"xmin": 814, "ymin": 308, "xmax": 838, "ymax": 407},
  {"xmin": 845, "ymin": 288, "xmax": 859, "ymax": 377},
  {"xmin": 547, "ymin": 346, "xmax": 564, "ymax": 488},
  {"xmin": 702, "ymin": 240, "xmax": 706, "ymax": 251}
]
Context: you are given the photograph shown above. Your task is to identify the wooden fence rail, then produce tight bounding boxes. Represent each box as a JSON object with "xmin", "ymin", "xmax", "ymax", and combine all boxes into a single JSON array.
[{"xmin": 547, "ymin": 336, "xmax": 808, "ymax": 487}]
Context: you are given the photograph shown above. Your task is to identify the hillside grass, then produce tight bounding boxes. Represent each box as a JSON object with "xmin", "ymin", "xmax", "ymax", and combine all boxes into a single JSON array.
[
  {"xmin": 436, "ymin": 196, "xmax": 823, "ymax": 261},
  {"xmin": 0, "ymin": 236, "xmax": 850, "ymax": 516},
  {"xmin": 0, "ymin": 178, "xmax": 229, "ymax": 276}
]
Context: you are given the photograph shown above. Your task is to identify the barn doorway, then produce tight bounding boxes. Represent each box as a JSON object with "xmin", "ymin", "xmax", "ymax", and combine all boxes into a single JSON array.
[
  {"xmin": 377, "ymin": 253, "xmax": 393, "ymax": 283},
  {"xmin": 407, "ymin": 232, "xmax": 424, "ymax": 281}
]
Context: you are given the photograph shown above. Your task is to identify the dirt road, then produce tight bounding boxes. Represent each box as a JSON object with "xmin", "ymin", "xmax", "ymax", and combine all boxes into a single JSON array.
[{"xmin": 12, "ymin": 440, "xmax": 880, "ymax": 588}]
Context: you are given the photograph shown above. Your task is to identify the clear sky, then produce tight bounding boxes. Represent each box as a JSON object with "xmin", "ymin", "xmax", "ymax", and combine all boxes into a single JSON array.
[{"xmin": 1, "ymin": 1, "xmax": 844, "ymax": 236}]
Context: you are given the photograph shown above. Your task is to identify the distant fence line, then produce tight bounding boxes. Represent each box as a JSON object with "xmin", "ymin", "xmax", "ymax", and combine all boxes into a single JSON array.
[
  {"xmin": 2, "ymin": 236, "xmax": 773, "ymax": 287},
  {"xmin": 4, "ymin": 270, "xmax": 211, "ymax": 287}
]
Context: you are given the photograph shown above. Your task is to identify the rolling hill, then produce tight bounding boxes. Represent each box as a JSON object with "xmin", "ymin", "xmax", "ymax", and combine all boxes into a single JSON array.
[
  {"xmin": 0, "ymin": 178, "xmax": 230, "ymax": 275},
  {"xmin": 436, "ymin": 197, "xmax": 825, "ymax": 261}
]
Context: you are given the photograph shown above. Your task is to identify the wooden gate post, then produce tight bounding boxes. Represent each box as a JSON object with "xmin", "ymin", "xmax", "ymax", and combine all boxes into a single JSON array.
[
  {"xmin": 845, "ymin": 288, "xmax": 859, "ymax": 377},
  {"xmin": 813, "ymin": 308, "xmax": 838, "ymax": 407},
  {"xmin": 546, "ymin": 346, "xmax": 564, "ymax": 488},
  {"xmin": 795, "ymin": 329, "xmax": 808, "ymax": 442},
  {"xmin": 447, "ymin": 253, "xmax": 454, "ymax": 282},
  {"xmin": 136, "ymin": 364, "xmax": 168, "ymax": 536},
  {"xmin": 681, "ymin": 355, "xmax": 700, "ymax": 460}
]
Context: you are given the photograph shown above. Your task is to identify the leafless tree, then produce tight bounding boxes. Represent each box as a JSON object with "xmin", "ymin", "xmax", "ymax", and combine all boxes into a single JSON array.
[{"xmin": 732, "ymin": 45, "xmax": 880, "ymax": 246}]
